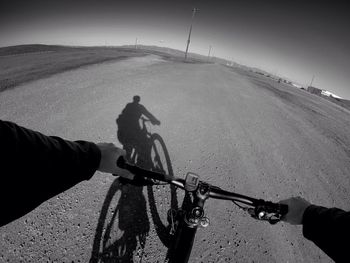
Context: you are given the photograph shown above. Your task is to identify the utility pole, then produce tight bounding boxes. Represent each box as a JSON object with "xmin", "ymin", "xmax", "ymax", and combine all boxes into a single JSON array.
[
  {"xmin": 309, "ymin": 75, "xmax": 315, "ymax": 87},
  {"xmin": 135, "ymin": 38, "xmax": 138, "ymax": 49},
  {"xmin": 207, "ymin": 45, "xmax": 212, "ymax": 62},
  {"xmin": 185, "ymin": 8, "xmax": 199, "ymax": 60}
]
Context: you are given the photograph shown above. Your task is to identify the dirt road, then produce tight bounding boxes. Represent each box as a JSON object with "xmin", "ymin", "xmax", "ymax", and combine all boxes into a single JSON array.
[{"xmin": 1, "ymin": 55, "xmax": 349, "ymax": 262}]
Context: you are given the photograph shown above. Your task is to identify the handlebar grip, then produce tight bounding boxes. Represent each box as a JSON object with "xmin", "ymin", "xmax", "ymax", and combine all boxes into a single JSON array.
[
  {"xmin": 259, "ymin": 201, "xmax": 288, "ymax": 215},
  {"xmin": 251, "ymin": 201, "xmax": 289, "ymax": 224},
  {"xmin": 116, "ymin": 156, "xmax": 173, "ymax": 183}
]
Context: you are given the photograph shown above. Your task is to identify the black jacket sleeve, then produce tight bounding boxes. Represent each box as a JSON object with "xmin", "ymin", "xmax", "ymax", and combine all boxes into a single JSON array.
[
  {"xmin": 0, "ymin": 120, "xmax": 101, "ymax": 227},
  {"xmin": 302, "ymin": 204, "xmax": 350, "ymax": 262}
]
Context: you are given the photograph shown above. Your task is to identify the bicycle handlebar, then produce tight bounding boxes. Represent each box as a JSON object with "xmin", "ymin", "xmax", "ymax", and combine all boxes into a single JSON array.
[
  {"xmin": 116, "ymin": 157, "xmax": 288, "ymax": 224},
  {"xmin": 140, "ymin": 117, "xmax": 151, "ymax": 122}
]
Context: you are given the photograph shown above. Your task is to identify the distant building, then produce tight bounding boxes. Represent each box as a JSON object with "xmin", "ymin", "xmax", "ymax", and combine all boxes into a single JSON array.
[
  {"xmin": 321, "ymin": 90, "xmax": 342, "ymax": 99},
  {"xmin": 307, "ymin": 86, "xmax": 322, "ymax": 95},
  {"xmin": 307, "ymin": 86, "xmax": 342, "ymax": 100},
  {"xmin": 292, "ymin": 83, "xmax": 302, "ymax": 89}
]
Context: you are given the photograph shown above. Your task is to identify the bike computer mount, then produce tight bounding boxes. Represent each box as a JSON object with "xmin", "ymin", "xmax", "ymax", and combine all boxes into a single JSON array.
[
  {"xmin": 182, "ymin": 172, "xmax": 210, "ymax": 228},
  {"xmin": 185, "ymin": 172, "xmax": 199, "ymax": 192}
]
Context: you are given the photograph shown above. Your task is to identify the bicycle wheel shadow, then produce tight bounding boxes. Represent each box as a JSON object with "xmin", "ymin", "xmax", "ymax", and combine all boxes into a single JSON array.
[
  {"xmin": 89, "ymin": 178, "xmax": 149, "ymax": 263},
  {"xmin": 90, "ymin": 96, "xmax": 175, "ymax": 262}
]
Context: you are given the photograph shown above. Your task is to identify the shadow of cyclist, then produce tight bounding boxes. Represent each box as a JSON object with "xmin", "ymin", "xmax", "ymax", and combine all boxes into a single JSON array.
[
  {"xmin": 116, "ymin": 95, "xmax": 160, "ymax": 166},
  {"xmin": 90, "ymin": 96, "xmax": 163, "ymax": 263}
]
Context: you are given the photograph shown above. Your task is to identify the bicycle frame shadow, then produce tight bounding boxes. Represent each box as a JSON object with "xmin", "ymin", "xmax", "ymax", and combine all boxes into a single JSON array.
[{"xmin": 90, "ymin": 98, "xmax": 176, "ymax": 262}]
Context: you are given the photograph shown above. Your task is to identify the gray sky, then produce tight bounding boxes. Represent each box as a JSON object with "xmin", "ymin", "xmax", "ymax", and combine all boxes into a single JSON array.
[{"xmin": 1, "ymin": 0, "xmax": 350, "ymax": 99}]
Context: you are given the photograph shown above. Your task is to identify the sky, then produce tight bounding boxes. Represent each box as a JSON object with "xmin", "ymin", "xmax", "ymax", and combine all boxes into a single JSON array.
[{"xmin": 1, "ymin": 0, "xmax": 350, "ymax": 99}]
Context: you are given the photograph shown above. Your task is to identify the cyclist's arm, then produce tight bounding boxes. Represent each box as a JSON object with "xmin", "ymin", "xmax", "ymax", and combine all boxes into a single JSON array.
[
  {"xmin": 302, "ymin": 205, "xmax": 350, "ymax": 262},
  {"xmin": 0, "ymin": 120, "xmax": 101, "ymax": 178},
  {"xmin": 0, "ymin": 120, "xmax": 101, "ymax": 226},
  {"xmin": 139, "ymin": 105, "xmax": 160, "ymax": 125}
]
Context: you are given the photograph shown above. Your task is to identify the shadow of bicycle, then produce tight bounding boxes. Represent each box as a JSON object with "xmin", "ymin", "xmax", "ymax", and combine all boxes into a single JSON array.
[{"xmin": 90, "ymin": 97, "xmax": 177, "ymax": 262}]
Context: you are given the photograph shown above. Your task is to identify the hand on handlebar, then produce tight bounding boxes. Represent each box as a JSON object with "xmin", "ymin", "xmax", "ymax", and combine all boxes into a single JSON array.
[
  {"xmin": 96, "ymin": 143, "xmax": 135, "ymax": 180},
  {"xmin": 279, "ymin": 196, "xmax": 311, "ymax": 225}
]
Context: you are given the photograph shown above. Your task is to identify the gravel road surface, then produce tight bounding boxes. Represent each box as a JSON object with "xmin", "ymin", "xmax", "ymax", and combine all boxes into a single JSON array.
[{"xmin": 1, "ymin": 55, "xmax": 350, "ymax": 262}]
